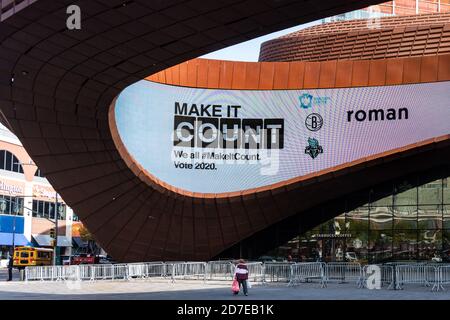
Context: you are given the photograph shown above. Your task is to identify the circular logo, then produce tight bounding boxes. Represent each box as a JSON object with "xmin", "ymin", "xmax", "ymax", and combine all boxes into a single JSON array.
[{"xmin": 305, "ymin": 113, "xmax": 323, "ymax": 132}]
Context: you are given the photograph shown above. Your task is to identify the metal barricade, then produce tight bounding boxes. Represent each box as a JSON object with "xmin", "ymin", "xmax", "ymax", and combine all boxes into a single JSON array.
[
  {"xmin": 90, "ymin": 264, "xmax": 114, "ymax": 281},
  {"xmin": 22, "ymin": 261, "xmax": 450, "ymax": 292},
  {"xmin": 244, "ymin": 262, "xmax": 264, "ymax": 283},
  {"xmin": 170, "ymin": 262, "xmax": 207, "ymax": 282},
  {"xmin": 288, "ymin": 262, "xmax": 325, "ymax": 287},
  {"xmin": 112, "ymin": 264, "xmax": 128, "ymax": 280},
  {"xmin": 324, "ymin": 263, "xmax": 362, "ymax": 287},
  {"xmin": 143, "ymin": 262, "xmax": 167, "ymax": 278},
  {"xmin": 206, "ymin": 261, "xmax": 234, "ymax": 280},
  {"xmin": 395, "ymin": 264, "xmax": 438, "ymax": 290},
  {"xmin": 263, "ymin": 263, "xmax": 292, "ymax": 283},
  {"xmin": 78, "ymin": 265, "xmax": 92, "ymax": 281},
  {"xmin": 434, "ymin": 264, "xmax": 450, "ymax": 291},
  {"xmin": 127, "ymin": 263, "xmax": 146, "ymax": 279}
]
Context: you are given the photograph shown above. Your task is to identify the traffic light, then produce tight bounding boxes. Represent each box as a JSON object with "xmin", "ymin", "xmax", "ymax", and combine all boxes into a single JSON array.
[{"xmin": 49, "ymin": 227, "xmax": 56, "ymax": 239}]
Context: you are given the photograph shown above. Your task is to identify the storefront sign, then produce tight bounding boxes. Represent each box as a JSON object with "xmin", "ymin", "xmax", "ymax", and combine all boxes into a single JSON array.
[
  {"xmin": 33, "ymin": 185, "xmax": 58, "ymax": 201},
  {"xmin": 0, "ymin": 179, "xmax": 24, "ymax": 196}
]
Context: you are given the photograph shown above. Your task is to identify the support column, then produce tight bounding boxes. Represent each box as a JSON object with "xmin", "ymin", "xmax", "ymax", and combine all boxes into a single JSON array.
[
  {"xmin": 23, "ymin": 182, "xmax": 33, "ymax": 242},
  {"xmin": 65, "ymin": 206, "xmax": 73, "ymax": 257}
]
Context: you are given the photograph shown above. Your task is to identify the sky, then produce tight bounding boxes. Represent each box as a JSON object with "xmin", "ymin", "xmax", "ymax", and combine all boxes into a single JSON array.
[{"xmin": 201, "ymin": 20, "xmax": 322, "ymax": 62}]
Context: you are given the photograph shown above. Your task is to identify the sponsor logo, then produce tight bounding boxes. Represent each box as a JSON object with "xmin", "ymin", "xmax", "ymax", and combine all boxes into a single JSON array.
[
  {"xmin": 299, "ymin": 93, "xmax": 331, "ymax": 109},
  {"xmin": 305, "ymin": 138, "xmax": 323, "ymax": 159},
  {"xmin": 299, "ymin": 93, "xmax": 313, "ymax": 109},
  {"xmin": 347, "ymin": 108, "xmax": 409, "ymax": 122},
  {"xmin": 305, "ymin": 113, "xmax": 323, "ymax": 132}
]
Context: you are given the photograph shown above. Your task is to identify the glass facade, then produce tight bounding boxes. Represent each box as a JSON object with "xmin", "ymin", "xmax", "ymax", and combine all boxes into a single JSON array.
[
  {"xmin": 0, "ymin": 150, "xmax": 24, "ymax": 173},
  {"xmin": 0, "ymin": 195, "xmax": 23, "ymax": 215},
  {"xmin": 270, "ymin": 173, "xmax": 450, "ymax": 264},
  {"xmin": 32, "ymin": 200, "xmax": 66, "ymax": 220}
]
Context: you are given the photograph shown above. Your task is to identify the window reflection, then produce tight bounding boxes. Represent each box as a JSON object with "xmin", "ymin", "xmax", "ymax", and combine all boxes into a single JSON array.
[
  {"xmin": 418, "ymin": 230, "xmax": 441, "ymax": 260},
  {"xmin": 393, "ymin": 206, "xmax": 417, "ymax": 229},
  {"xmin": 267, "ymin": 171, "xmax": 450, "ymax": 264}
]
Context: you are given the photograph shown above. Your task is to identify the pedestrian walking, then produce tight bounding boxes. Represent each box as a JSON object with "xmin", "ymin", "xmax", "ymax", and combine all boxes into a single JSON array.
[
  {"xmin": 7, "ymin": 254, "xmax": 13, "ymax": 281},
  {"xmin": 233, "ymin": 259, "xmax": 249, "ymax": 296}
]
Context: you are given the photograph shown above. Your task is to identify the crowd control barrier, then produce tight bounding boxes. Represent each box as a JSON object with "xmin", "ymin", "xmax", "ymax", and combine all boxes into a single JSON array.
[
  {"xmin": 168, "ymin": 262, "xmax": 207, "ymax": 282},
  {"xmin": 394, "ymin": 264, "xmax": 438, "ymax": 290},
  {"xmin": 263, "ymin": 263, "xmax": 293, "ymax": 283},
  {"xmin": 206, "ymin": 261, "xmax": 234, "ymax": 280},
  {"xmin": 434, "ymin": 265, "xmax": 450, "ymax": 291},
  {"xmin": 324, "ymin": 263, "xmax": 362, "ymax": 287},
  {"xmin": 288, "ymin": 262, "xmax": 325, "ymax": 287},
  {"xmin": 23, "ymin": 261, "xmax": 450, "ymax": 292}
]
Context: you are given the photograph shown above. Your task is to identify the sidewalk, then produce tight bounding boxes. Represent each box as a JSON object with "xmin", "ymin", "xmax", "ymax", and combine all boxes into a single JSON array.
[{"xmin": 0, "ymin": 280, "xmax": 449, "ymax": 300}]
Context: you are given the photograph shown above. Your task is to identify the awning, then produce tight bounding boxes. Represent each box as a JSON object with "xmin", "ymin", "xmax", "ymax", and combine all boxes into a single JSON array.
[
  {"xmin": 57, "ymin": 236, "xmax": 72, "ymax": 247},
  {"xmin": 72, "ymin": 236, "xmax": 88, "ymax": 248},
  {"xmin": 0, "ymin": 233, "xmax": 30, "ymax": 246},
  {"xmin": 32, "ymin": 234, "xmax": 52, "ymax": 246}
]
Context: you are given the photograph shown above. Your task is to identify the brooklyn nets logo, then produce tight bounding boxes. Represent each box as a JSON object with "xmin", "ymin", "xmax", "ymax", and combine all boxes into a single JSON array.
[
  {"xmin": 305, "ymin": 113, "xmax": 323, "ymax": 132},
  {"xmin": 305, "ymin": 138, "xmax": 323, "ymax": 159}
]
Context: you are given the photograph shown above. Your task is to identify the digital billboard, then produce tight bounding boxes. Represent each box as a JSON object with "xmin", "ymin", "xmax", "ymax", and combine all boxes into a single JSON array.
[{"xmin": 114, "ymin": 80, "xmax": 450, "ymax": 194}]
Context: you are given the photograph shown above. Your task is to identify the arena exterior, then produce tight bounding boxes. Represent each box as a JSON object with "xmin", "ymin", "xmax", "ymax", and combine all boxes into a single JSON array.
[{"xmin": 0, "ymin": 0, "xmax": 449, "ymax": 262}]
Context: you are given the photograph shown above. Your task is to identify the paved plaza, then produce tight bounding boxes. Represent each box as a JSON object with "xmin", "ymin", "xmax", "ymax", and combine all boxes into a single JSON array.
[{"xmin": 0, "ymin": 279, "xmax": 448, "ymax": 300}]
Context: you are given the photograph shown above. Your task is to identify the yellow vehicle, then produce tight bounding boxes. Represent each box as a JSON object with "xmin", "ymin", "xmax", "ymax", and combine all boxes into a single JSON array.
[{"xmin": 13, "ymin": 246, "xmax": 53, "ymax": 269}]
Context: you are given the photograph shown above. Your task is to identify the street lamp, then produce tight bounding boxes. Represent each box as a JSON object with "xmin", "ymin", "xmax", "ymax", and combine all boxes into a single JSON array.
[
  {"xmin": 49, "ymin": 193, "xmax": 60, "ymax": 266},
  {"xmin": 14, "ymin": 161, "xmax": 61, "ymax": 265}
]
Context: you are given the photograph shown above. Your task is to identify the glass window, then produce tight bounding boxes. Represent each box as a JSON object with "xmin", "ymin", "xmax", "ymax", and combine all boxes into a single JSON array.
[
  {"xmin": 44, "ymin": 202, "xmax": 50, "ymax": 218},
  {"xmin": 369, "ymin": 230, "xmax": 392, "ymax": 263},
  {"xmin": 418, "ymin": 230, "xmax": 442, "ymax": 261},
  {"xmin": 32, "ymin": 200, "xmax": 37, "ymax": 217},
  {"xmin": 58, "ymin": 204, "xmax": 66, "ymax": 220},
  {"xmin": 443, "ymin": 229, "xmax": 450, "ymax": 253},
  {"xmin": 346, "ymin": 208, "xmax": 369, "ymax": 235},
  {"xmin": 34, "ymin": 168, "xmax": 45, "ymax": 178},
  {"xmin": 0, "ymin": 196, "xmax": 24, "ymax": 215},
  {"xmin": 418, "ymin": 179, "xmax": 442, "ymax": 205},
  {"xmin": 418, "ymin": 205, "xmax": 442, "ymax": 229},
  {"xmin": 5, "ymin": 151, "xmax": 12, "ymax": 171},
  {"xmin": 0, "ymin": 151, "xmax": 24, "ymax": 173},
  {"xmin": 393, "ymin": 206, "xmax": 417, "ymax": 229},
  {"xmin": 370, "ymin": 206, "xmax": 392, "ymax": 230},
  {"xmin": 443, "ymin": 205, "xmax": 450, "ymax": 229},
  {"xmin": 0, "ymin": 150, "xmax": 4, "ymax": 169},
  {"xmin": 444, "ymin": 178, "xmax": 450, "ymax": 204},
  {"xmin": 394, "ymin": 178, "xmax": 417, "ymax": 206},
  {"xmin": 393, "ymin": 230, "xmax": 417, "ymax": 261},
  {"xmin": 49, "ymin": 203, "xmax": 55, "ymax": 219},
  {"xmin": 38, "ymin": 201, "xmax": 44, "ymax": 217}
]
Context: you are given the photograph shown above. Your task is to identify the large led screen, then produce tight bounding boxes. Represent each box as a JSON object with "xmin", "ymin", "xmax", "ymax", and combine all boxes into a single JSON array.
[{"xmin": 114, "ymin": 80, "xmax": 450, "ymax": 194}]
